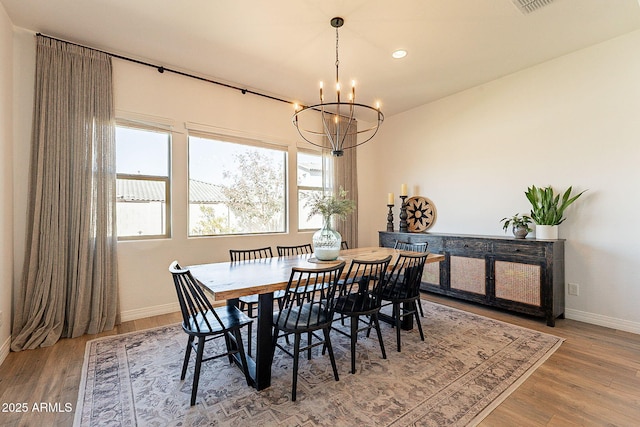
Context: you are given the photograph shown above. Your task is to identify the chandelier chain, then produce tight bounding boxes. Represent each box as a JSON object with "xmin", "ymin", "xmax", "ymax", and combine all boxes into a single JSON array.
[{"xmin": 335, "ymin": 25, "xmax": 340, "ymax": 84}]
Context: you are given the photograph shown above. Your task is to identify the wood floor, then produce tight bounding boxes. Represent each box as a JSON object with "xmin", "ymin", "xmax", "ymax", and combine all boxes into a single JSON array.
[{"xmin": 1, "ymin": 295, "xmax": 639, "ymax": 426}]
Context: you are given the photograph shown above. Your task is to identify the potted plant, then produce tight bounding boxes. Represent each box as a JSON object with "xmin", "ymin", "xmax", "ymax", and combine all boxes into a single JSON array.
[
  {"xmin": 305, "ymin": 187, "xmax": 356, "ymax": 260},
  {"xmin": 524, "ymin": 185, "xmax": 586, "ymax": 239},
  {"xmin": 500, "ymin": 214, "xmax": 532, "ymax": 239}
]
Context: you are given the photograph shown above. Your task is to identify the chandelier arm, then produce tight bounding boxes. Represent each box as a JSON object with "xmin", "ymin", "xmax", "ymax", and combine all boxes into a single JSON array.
[
  {"xmin": 336, "ymin": 106, "xmax": 357, "ymax": 150},
  {"xmin": 321, "ymin": 110, "xmax": 337, "ymax": 151}
]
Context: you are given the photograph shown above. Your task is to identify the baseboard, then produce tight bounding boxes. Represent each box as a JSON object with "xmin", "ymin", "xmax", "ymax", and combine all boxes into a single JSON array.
[
  {"xmin": 119, "ymin": 302, "xmax": 180, "ymax": 323},
  {"xmin": 565, "ymin": 308, "xmax": 640, "ymax": 335},
  {"xmin": 0, "ymin": 335, "xmax": 10, "ymax": 366}
]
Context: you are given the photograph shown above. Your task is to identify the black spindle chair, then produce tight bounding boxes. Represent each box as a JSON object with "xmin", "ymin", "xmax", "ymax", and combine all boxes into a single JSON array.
[
  {"xmin": 331, "ymin": 255, "xmax": 392, "ymax": 374},
  {"xmin": 378, "ymin": 253, "xmax": 428, "ymax": 352},
  {"xmin": 229, "ymin": 246, "xmax": 282, "ymax": 356},
  {"xmin": 341, "ymin": 241, "xmax": 349, "ymax": 250},
  {"xmin": 272, "ymin": 261, "xmax": 346, "ymax": 401},
  {"xmin": 393, "ymin": 240, "xmax": 429, "ymax": 317},
  {"xmin": 169, "ymin": 261, "xmax": 253, "ymax": 406}
]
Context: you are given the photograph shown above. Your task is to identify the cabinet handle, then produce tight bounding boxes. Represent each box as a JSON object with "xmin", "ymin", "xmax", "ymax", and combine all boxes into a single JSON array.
[{"xmin": 514, "ymin": 249, "xmax": 521, "ymax": 252}]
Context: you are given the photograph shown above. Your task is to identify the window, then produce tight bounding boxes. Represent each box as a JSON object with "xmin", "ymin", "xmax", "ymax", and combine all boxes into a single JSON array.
[
  {"xmin": 116, "ymin": 125, "xmax": 171, "ymax": 239},
  {"xmin": 297, "ymin": 150, "xmax": 324, "ymax": 230},
  {"xmin": 188, "ymin": 134, "xmax": 287, "ymax": 236}
]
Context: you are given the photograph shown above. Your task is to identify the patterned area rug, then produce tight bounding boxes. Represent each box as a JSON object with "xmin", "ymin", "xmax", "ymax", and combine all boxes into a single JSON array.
[{"xmin": 74, "ymin": 301, "xmax": 562, "ymax": 426}]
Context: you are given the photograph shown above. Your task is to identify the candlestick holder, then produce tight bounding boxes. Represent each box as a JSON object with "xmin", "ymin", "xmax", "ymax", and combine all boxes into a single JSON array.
[
  {"xmin": 399, "ymin": 195, "xmax": 408, "ymax": 233},
  {"xmin": 386, "ymin": 204, "xmax": 394, "ymax": 232}
]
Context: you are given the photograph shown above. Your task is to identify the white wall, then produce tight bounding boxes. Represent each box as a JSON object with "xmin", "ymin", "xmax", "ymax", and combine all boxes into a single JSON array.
[
  {"xmin": 359, "ymin": 30, "xmax": 640, "ymax": 333},
  {"xmin": 0, "ymin": 3, "xmax": 13, "ymax": 364}
]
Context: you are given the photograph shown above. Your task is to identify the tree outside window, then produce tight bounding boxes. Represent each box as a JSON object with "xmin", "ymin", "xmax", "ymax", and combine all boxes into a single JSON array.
[{"xmin": 188, "ymin": 135, "xmax": 287, "ymax": 236}]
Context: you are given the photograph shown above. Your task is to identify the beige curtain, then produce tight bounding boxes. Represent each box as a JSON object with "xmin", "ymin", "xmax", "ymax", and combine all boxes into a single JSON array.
[
  {"xmin": 323, "ymin": 116, "xmax": 358, "ymax": 248},
  {"xmin": 11, "ymin": 35, "xmax": 119, "ymax": 350}
]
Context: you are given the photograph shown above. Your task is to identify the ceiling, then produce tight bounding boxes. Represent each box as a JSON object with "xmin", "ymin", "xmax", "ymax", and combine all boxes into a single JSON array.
[{"xmin": 2, "ymin": 0, "xmax": 640, "ymax": 117}]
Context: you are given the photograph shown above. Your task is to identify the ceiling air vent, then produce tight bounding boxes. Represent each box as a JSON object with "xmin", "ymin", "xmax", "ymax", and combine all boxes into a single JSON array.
[{"xmin": 511, "ymin": 0, "xmax": 557, "ymax": 14}]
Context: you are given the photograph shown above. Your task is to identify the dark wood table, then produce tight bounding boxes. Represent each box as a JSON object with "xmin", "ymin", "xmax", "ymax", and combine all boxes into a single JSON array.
[{"xmin": 189, "ymin": 246, "xmax": 445, "ymax": 390}]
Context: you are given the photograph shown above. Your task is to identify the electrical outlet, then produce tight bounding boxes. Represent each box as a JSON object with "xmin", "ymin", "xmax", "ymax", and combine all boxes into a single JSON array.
[{"xmin": 568, "ymin": 283, "xmax": 579, "ymax": 296}]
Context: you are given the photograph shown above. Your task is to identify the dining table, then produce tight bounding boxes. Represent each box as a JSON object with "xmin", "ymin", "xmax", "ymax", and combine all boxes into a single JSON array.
[{"xmin": 188, "ymin": 246, "xmax": 445, "ymax": 390}]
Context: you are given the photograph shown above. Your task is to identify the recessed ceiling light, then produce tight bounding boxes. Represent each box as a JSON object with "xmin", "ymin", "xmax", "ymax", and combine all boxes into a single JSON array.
[{"xmin": 392, "ymin": 49, "xmax": 407, "ymax": 59}]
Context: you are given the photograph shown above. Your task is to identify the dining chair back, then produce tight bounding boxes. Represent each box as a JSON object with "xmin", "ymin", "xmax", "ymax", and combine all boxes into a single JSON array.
[
  {"xmin": 393, "ymin": 240, "xmax": 428, "ymax": 252},
  {"xmin": 332, "ymin": 255, "xmax": 392, "ymax": 374},
  {"xmin": 276, "ymin": 243, "xmax": 313, "ymax": 256},
  {"xmin": 378, "ymin": 252, "xmax": 428, "ymax": 352},
  {"xmin": 341, "ymin": 241, "xmax": 349, "ymax": 250},
  {"xmin": 229, "ymin": 246, "xmax": 273, "ymax": 261},
  {"xmin": 169, "ymin": 261, "xmax": 253, "ymax": 406},
  {"xmin": 272, "ymin": 261, "xmax": 346, "ymax": 401}
]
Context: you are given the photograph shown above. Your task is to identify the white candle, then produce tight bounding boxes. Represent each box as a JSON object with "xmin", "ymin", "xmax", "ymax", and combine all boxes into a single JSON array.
[
  {"xmin": 388, "ymin": 193, "xmax": 394, "ymax": 205},
  {"xmin": 400, "ymin": 184, "xmax": 408, "ymax": 196}
]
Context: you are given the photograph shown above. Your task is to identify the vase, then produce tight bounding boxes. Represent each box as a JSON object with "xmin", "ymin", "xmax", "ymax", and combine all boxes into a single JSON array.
[
  {"xmin": 536, "ymin": 224, "xmax": 558, "ymax": 240},
  {"xmin": 513, "ymin": 225, "xmax": 529, "ymax": 239},
  {"xmin": 312, "ymin": 216, "xmax": 342, "ymax": 261}
]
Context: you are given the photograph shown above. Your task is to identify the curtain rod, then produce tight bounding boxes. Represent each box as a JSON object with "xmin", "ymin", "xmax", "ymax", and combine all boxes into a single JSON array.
[{"xmin": 36, "ymin": 33, "xmax": 294, "ymax": 106}]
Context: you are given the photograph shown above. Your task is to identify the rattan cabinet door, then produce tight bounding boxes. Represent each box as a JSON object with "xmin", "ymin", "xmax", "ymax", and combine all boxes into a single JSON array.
[
  {"xmin": 449, "ymin": 255, "xmax": 486, "ymax": 296},
  {"xmin": 494, "ymin": 260, "xmax": 542, "ymax": 307}
]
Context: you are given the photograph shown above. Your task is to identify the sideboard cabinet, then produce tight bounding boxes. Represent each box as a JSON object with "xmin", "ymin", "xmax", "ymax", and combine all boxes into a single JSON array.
[{"xmin": 379, "ymin": 231, "xmax": 565, "ymax": 326}]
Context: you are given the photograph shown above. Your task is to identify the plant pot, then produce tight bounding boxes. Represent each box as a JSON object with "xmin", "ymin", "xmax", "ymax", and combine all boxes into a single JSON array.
[
  {"xmin": 312, "ymin": 216, "xmax": 342, "ymax": 261},
  {"xmin": 513, "ymin": 225, "xmax": 529, "ymax": 239},
  {"xmin": 536, "ymin": 225, "xmax": 558, "ymax": 240}
]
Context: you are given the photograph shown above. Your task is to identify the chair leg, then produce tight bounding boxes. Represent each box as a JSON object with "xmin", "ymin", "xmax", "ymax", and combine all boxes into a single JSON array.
[
  {"xmin": 232, "ymin": 329, "xmax": 252, "ymax": 386},
  {"xmin": 418, "ymin": 297, "xmax": 424, "ymax": 317},
  {"xmin": 247, "ymin": 322, "xmax": 253, "ymax": 357},
  {"xmin": 272, "ymin": 327, "xmax": 280, "ymax": 359},
  {"xmin": 247, "ymin": 302, "xmax": 255, "ymax": 356},
  {"xmin": 190, "ymin": 336, "xmax": 206, "ymax": 406},
  {"xmin": 323, "ymin": 327, "xmax": 340, "ymax": 382},
  {"xmin": 223, "ymin": 333, "xmax": 234, "ymax": 364},
  {"xmin": 350, "ymin": 315, "xmax": 359, "ymax": 374},
  {"xmin": 413, "ymin": 301, "xmax": 425, "ymax": 341},
  {"xmin": 181, "ymin": 336, "xmax": 194, "ymax": 380},
  {"xmin": 307, "ymin": 331, "xmax": 313, "ymax": 360},
  {"xmin": 371, "ymin": 313, "xmax": 387, "ymax": 360},
  {"xmin": 394, "ymin": 303, "xmax": 402, "ymax": 352},
  {"xmin": 292, "ymin": 333, "xmax": 302, "ymax": 402}
]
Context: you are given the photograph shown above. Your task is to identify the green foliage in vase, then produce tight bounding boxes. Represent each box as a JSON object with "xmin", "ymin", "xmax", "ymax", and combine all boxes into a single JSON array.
[
  {"xmin": 305, "ymin": 187, "xmax": 356, "ymax": 221},
  {"xmin": 500, "ymin": 213, "xmax": 532, "ymax": 233},
  {"xmin": 525, "ymin": 185, "xmax": 586, "ymax": 225}
]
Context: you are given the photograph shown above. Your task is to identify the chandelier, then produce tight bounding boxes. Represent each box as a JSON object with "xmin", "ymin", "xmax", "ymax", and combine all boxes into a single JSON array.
[{"xmin": 292, "ymin": 17, "xmax": 384, "ymax": 156}]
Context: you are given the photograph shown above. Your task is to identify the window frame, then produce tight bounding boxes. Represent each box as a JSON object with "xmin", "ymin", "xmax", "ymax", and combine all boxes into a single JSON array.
[
  {"xmin": 115, "ymin": 122, "xmax": 172, "ymax": 240},
  {"xmin": 297, "ymin": 148, "xmax": 325, "ymax": 232}
]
